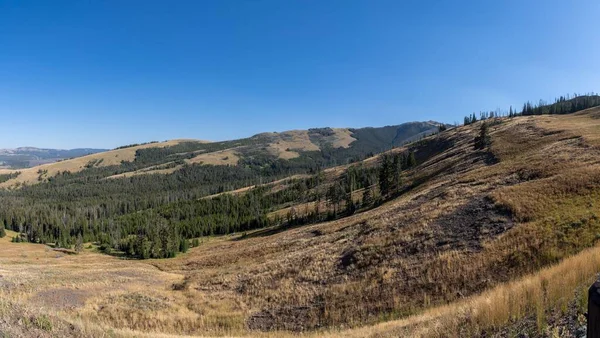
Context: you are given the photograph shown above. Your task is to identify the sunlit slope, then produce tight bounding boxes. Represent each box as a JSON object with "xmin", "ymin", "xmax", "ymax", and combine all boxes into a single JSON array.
[
  {"xmin": 0, "ymin": 122, "xmax": 441, "ymax": 188},
  {"xmin": 147, "ymin": 107, "xmax": 600, "ymax": 333},
  {"xmin": 0, "ymin": 139, "xmax": 206, "ymax": 188},
  {"xmin": 1, "ymin": 110, "xmax": 600, "ymax": 337}
]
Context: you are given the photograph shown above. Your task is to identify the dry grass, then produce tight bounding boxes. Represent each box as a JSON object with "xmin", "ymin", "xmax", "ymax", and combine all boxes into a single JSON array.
[
  {"xmin": 330, "ymin": 128, "xmax": 356, "ymax": 148},
  {"xmin": 4, "ymin": 110, "xmax": 600, "ymax": 337},
  {"xmin": 301, "ymin": 242, "xmax": 599, "ymax": 338},
  {"xmin": 203, "ymin": 174, "xmax": 311, "ymax": 200},
  {"xmin": 266, "ymin": 130, "xmax": 320, "ymax": 159},
  {"xmin": 107, "ymin": 162, "xmax": 185, "ymax": 179},
  {"xmin": 186, "ymin": 149, "xmax": 240, "ymax": 166},
  {"xmin": 0, "ymin": 139, "xmax": 205, "ymax": 188},
  {"xmin": 265, "ymin": 128, "xmax": 356, "ymax": 160},
  {"xmin": 151, "ymin": 109, "xmax": 600, "ymax": 333}
]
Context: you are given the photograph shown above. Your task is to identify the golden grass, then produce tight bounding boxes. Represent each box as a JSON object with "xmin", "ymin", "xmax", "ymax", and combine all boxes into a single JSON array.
[
  {"xmin": 266, "ymin": 130, "xmax": 320, "ymax": 159},
  {"xmin": 107, "ymin": 165, "xmax": 185, "ymax": 179},
  {"xmin": 186, "ymin": 149, "xmax": 240, "ymax": 166},
  {"xmin": 149, "ymin": 109, "xmax": 600, "ymax": 334},
  {"xmin": 4, "ymin": 110, "xmax": 600, "ymax": 337},
  {"xmin": 303, "ymin": 243, "xmax": 600, "ymax": 338},
  {"xmin": 330, "ymin": 128, "xmax": 356, "ymax": 148},
  {"xmin": 0, "ymin": 139, "xmax": 205, "ymax": 188}
]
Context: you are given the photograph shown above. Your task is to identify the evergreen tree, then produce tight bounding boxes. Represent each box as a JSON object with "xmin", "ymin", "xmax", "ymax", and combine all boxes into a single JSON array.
[
  {"xmin": 474, "ymin": 122, "xmax": 491, "ymax": 150},
  {"xmin": 179, "ymin": 238, "xmax": 189, "ymax": 253},
  {"xmin": 406, "ymin": 152, "xmax": 417, "ymax": 168},
  {"xmin": 362, "ymin": 187, "xmax": 373, "ymax": 206},
  {"xmin": 392, "ymin": 154, "xmax": 403, "ymax": 193},
  {"xmin": 378, "ymin": 154, "xmax": 392, "ymax": 197}
]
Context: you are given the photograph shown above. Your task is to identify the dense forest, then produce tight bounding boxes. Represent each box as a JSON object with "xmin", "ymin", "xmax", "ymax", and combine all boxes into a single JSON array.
[{"xmin": 0, "ymin": 94, "xmax": 598, "ymax": 259}]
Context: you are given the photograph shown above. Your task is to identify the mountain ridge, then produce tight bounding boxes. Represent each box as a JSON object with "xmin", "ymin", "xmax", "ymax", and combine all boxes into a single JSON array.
[
  {"xmin": 0, "ymin": 120, "xmax": 446, "ymax": 187},
  {"xmin": 0, "ymin": 147, "xmax": 108, "ymax": 169}
]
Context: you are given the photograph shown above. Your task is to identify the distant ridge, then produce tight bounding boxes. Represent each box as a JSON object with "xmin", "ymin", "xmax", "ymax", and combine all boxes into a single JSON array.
[{"xmin": 0, "ymin": 147, "xmax": 107, "ymax": 169}]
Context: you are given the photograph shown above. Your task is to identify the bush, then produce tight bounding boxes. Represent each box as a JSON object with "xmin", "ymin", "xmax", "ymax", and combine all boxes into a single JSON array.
[{"xmin": 33, "ymin": 315, "xmax": 53, "ymax": 331}]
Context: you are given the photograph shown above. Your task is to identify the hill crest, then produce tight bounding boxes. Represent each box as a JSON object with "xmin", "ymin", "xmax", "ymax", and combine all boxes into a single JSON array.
[{"xmin": 0, "ymin": 121, "xmax": 444, "ymax": 187}]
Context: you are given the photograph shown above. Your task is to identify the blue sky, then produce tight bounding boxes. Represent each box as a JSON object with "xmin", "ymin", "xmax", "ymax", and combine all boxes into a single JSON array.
[{"xmin": 1, "ymin": 0, "xmax": 598, "ymax": 149}]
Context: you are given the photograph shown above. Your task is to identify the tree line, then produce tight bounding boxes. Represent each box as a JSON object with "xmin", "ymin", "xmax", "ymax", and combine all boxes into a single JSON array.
[{"xmin": 464, "ymin": 94, "xmax": 600, "ymax": 125}]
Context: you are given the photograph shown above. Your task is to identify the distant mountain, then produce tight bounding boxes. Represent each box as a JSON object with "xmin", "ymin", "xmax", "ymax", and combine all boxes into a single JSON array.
[
  {"xmin": 0, "ymin": 120, "xmax": 447, "ymax": 186},
  {"xmin": 0, "ymin": 147, "xmax": 107, "ymax": 168}
]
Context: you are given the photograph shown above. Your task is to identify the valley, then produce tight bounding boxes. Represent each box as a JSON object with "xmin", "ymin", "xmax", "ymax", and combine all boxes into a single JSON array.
[{"xmin": 1, "ymin": 97, "xmax": 600, "ymax": 337}]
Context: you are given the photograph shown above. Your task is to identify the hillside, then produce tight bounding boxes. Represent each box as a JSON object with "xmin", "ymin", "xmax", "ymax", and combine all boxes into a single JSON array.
[
  {"xmin": 0, "ymin": 104, "xmax": 600, "ymax": 336},
  {"xmin": 0, "ymin": 139, "xmax": 200, "ymax": 188},
  {"xmin": 0, "ymin": 121, "xmax": 441, "ymax": 189},
  {"xmin": 0, "ymin": 147, "xmax": 107, "ymax": 169},
  {"xmin": 147, "ymin": 106, "xmax": 600, "ymax": 335},
  {"xmin": 0, "ymin": 101, "xmax": 600, "ymax": 337}
]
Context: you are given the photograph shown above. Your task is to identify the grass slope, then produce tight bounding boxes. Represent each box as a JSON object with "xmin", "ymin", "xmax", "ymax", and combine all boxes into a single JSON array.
[
  {"xmin": 0, "ymin": 139, "xmax": 203, "ymax": 188},
  {"xmin": 2, "ymin": 110, "xmax": 600, "ymax": 337}
]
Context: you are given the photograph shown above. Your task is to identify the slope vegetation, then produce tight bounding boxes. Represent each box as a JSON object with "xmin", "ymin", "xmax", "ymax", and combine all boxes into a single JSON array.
[
  {"xmin": 0, "ymin": 139, "xmax": 202, "ymax": 188},
  {"xmin": 0, "ymin": 122, "xmax": 441, "ymax": 189},
  {"xmin": 1, "ymin": 107, "xmax": 600, "ymax": 337},
  {"xmin": 150, "ymin": 107, "xmax": 600, "ymax": 332}
]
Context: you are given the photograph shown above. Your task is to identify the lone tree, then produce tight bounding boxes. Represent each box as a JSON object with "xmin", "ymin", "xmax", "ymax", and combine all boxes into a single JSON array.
[
  {"xmin": 378, "ymin": 154, "xmax": 393, "ymax": 197},
  {"xmin": 75, "ymin": 234, "xmax": 83, "ymax": 253},
  {"xmin": 474, "ymin": 122, "xmax": 491, "ymax": 150},
  {"xmin": 405, "ymin": 151, "xmax": 417, "ymax": 168}
]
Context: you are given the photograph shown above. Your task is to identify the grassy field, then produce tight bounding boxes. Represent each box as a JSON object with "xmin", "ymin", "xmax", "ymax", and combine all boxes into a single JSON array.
[
  {"xmin": 3, "ymin": 109, "xmax": 600, "ymax": 337},
  {"xmin": 0, "ymin": 139, "xmax": 202, "ymax": 188}
]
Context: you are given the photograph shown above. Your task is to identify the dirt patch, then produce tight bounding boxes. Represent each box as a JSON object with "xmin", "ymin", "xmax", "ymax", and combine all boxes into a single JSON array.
[
  {"xmin": 247, "ymin": 305, "xmax": 321, "ymax": 331},
  {"xmin": 31, "ymin": 288, "xmax": 91, "ymax": 310},
  {"xmin": 429, "ymin": 196, "xmax": 514, "ymax": 251}
]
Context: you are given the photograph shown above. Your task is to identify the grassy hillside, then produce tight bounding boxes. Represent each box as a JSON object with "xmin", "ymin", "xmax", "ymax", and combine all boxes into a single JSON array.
[
  {"xmin": 0, "ymin": 105, "xmax": 599, "ymax": 336},
  {"xmin": 0, "ymin": 122, "xmax": 441, "ymax": 188},
  {"xmin": 0, "ymin": 121, "xmax": 442, "ymax": 259},
  {"xmin": 0, "ymin": 147, "xmax": 107, "ymax": 169},
  {"xmin": 0, "ymin": 139, "xmax": 199, "ymax": 188},
  {"xmin": 3, "ymin": 97, "xmax": 600, "ymax": 336},
  {"xmin": 145, "ymin": 106, "xmax": 600, "ymax": 335}
]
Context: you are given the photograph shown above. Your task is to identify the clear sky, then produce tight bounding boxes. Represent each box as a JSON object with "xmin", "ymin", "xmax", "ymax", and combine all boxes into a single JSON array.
[{"xmin": 1, "ymin": 0, "xmax": 598, "ymax": 149}]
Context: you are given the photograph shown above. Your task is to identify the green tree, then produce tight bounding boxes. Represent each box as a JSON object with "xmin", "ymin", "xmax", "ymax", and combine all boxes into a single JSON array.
[
  {"xmin": 179, "ymin": 238, "xmax": 189, "ymax": 253},
  {"xmin": 405, "ymin": 152, "xmax": 417, "ymax": 168},
  {"xmin": 392, "ymin": 154, "xmax": 403, "ymax": 193},
  {"xmin": 378, "ymin": 154, "xmax": 392, "ymax": 197},
  {"xmin": 474, "ymin": 122, "xmax": 491, "ymax": 150}
]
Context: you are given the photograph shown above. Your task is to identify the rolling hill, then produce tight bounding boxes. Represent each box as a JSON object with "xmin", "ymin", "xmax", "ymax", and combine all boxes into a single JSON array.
[
  {"xmin": 0, "ymin": 121, "xmax": 442, "ymax": 188},
  {"xmin": 0, "ymin": 147, "xmax": 107, "ymax": 169},
  {"xmin": 2, "ymin": 97, "xmax": 600, "ymax": 337}
]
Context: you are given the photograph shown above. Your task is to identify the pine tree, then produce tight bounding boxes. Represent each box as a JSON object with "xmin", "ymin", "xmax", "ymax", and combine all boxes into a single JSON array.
[
  {"xmin": 406, "ymin": 152, "xmax": 417, "ymax": 168},
  {"xmin": 362, "ymin": 187, "xmax": 373, "ymax": 206},
  {"xmin": 0, "ymin": 224, "xmax": 5, "ymax": 238},
  {"xmin": 392, "ymin": 154, "xmax": 402, "ymax": 193},
  {"xmin": 378, "ymin": 154, "xmax": 392, "ymax": 197},
  {"xmin": 179, "ymin": 238, "xmax": 189, "ymax": 253},
  {"xmin": 474, "ymin": 122, "xmax": 491, "ymax": 150}
]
